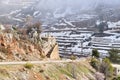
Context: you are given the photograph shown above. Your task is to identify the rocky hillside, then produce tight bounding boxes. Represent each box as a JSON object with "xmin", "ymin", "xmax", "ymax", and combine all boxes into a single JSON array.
[
  {"xmin": 0, "ymin": 59, "xmax": 100, "ymax": 80},
  {"xmin": 0, "ymin": 24, "xmax": 60, "ymax": 61}
]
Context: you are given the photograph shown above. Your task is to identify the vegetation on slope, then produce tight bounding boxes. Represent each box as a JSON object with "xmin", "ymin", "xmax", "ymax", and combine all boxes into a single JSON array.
[{"xmin": 0, "ymin": 60, "xmax": 96, "ymax": 80}]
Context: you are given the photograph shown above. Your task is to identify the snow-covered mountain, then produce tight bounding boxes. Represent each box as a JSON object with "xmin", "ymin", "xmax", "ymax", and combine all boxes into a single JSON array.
[
  {"xmin": 3, "ymin": 0, "xmax": 97, "ymax": 28},
  {"xmin": 0, "ymin": 0, "xmax": 120, "ymax": 30}
]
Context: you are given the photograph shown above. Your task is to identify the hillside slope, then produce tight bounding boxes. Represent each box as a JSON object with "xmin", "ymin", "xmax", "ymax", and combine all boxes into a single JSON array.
[
  {"xmin": 0, "ymin": 59, "xmax": 97, "ymax": 80},
  {"xmin": 0, "ymin": 27, "xmax": 59, "ymax": 61}
]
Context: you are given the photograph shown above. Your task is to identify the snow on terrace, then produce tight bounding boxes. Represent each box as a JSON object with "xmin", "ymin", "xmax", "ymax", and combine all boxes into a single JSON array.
[
  {"xmin": 63, "ymin": 19, "xmax": 75, "ymax": 27},
  {"xmin": 10, "ymin": 9, "xmax": 21, "ymax": 15},
  {"xmin": 42, "ymin": 28, "xmax": 120, "ymax": 57},
  {"xmin": 54, "ymin": 18, "xmax": 76, "ymax": 27},
  {"xmin": 91, "ymin": 34, "xmax": 120, "ymax": 51},
  {"xmin": 71, "ymin": 44, "xmax": 92, "ymax": 55},
  {"xmin": 42, "ymin": 30, "xmax": 93, "ymax": 55},
  {"xmin": 55, "ymin": 23, "xmax": 67, "ymax": 26},
  {"xmin": 108, "ymin": 21, "xmax": 120, "ymax": 29},
  {"xmin": 52, "ymin": 32, "xmax": 71, "ymax": 37},
  {"xmin": 33, "ymin": 11, "xmax": 40, "ymax": 16},
  {"xmin": 90, "ymin": 34, "xmax": 120, "ymax": 58}
]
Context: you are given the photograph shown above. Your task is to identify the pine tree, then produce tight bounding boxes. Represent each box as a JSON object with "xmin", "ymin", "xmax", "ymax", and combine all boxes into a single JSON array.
[{"xmin": 92, "ymin": 49, "xmax": 100, "ymax": 58}]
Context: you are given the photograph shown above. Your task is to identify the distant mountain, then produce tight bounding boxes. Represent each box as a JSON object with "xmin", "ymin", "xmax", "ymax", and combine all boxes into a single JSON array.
[
  {"xmin": 0, "ymin": 0, "xmax": 120, "ymax": 30},
  {"xmin": 6, "ymin": 0, "xmax": 97, "ymax": 29}
]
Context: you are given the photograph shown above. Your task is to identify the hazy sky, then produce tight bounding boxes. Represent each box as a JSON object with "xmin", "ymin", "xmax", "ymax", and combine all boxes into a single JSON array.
[
  {"xmin": 2, "ymin": 0, "xmax": 120, "ymax": 8},
  {"xmin": 35, "ymin": 0, "xmax": 120, "ymax": 10},
  {"xmin": 1, "ymin": 0, "xmax": 120, "ymax": 13},
  {"xmin": 2, "ymin": 0, "xmax": 120, "ymax": 5}
]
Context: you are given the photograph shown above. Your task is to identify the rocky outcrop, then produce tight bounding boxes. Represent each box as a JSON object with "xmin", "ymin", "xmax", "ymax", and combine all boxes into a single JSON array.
[
  {"xmin": 0, "ymin": 33, "xmax": 41, "ymax": 61},
  {"xmin": 0, "ymin": 32, "xmax": 60, "ymax": 61},
  {"xmin": 49, "ymin": 44, "xmax": 60, "ymax": 60}
]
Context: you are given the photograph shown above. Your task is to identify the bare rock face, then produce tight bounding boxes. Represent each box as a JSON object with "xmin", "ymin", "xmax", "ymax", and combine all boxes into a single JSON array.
[
  {"xmin": 0, "ymin": 32, "xmax": 60, "ymax": 61},
  {"xmin": 49, "ymin": 44, "xmax": 60, "ymax": 60}
]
